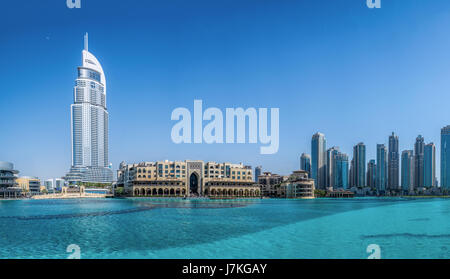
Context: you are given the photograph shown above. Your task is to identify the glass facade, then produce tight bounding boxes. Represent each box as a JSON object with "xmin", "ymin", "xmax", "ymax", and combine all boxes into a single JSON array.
[
  {"xmin": 311, "ymin": 133, "xmax": 326, "ymax": 189},
  {"xmin": 442, "ymin": 126, "xmax": 450, "ymax": 189},
  {"xmin": 300, "ymin": 153, "xmax": 311, "ymax": 176},
  {"xmin": 334, "ymin": 153, "xmax": 349, "ymax": 189},
  {"xmin": 254, "ymin": 166, "xmax": 262, "ymax": 182},
  {"xmin": 414, "ymin": 135, "xmax": 425, "ymax": 188},
  {"xmin": 66, "ymin": 37, "xmax": 112, "ymax": 184},
  {"xmin": 376, "ymin": 144, "xmax": 387, "ymax": 191},
  {"xmin": 424, "ymin": 143, "xmax": 436, "ymax": 187},
  {"xmin": 367, "ymin": 159, "xmax": 376, "ymax": 188},
  {"xmin": 78, "ymin": 68, "xmax": 101, "ymax": 82},
  {"xmin": 388, "ymin": 132, "xmax": 399, "ymax": 190},
  {"xmin": 401, "ymin": 150, "xmax": 414, "ymax": 192},
  {"xmin": 352, "ymin": 143, "xmax": 366, "ymax": 187},
  {"xmin": 327, "ymin": 147, "xmax": 340, "ymax": 188}
]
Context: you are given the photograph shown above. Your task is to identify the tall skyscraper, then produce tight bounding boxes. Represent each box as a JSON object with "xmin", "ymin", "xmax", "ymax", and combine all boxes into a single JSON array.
[
  {"xmin": 376, "ymin": 144, "xmax": 387, "ymax": 192},
  {"xmin": 300, "ymin": 153, "xmax": 311, "ymax": 176},
  {"xmin": 388, "ymin": 132, "xmax": 399, "ymax": 190},
  {"xmin": 401, "ymin": 150, "xmax": 414, "ymax": 193},
  {"xmin": 326, "ymin": 147, "xmax": 340, "ymax": 188},
  {"xmin": 65, "ymin": 33, "xmax": 113, "ymax": 184},
  {"xmin": 424, "ymin": 143, "xmax": 436, "ymax": 187},
  {"xmin": 414, "ymin": 135, "xmax": 425, "ymax": 189},
  {"xmin": 334, "ymin": 152, "xmax": 349, "ymax": 189},
  {"xmin": 254, "ymin": 166, "xmax": 262, "ymax": 182},
  {"xmin": 349, "ymin": 158, "xmax": 354, "ymax": 188},
  {"xmin": 441, "ymin": 126, "xmax": 450, "ymax": 189},
  {"xmin": 367, "ymin": 159, "xmax": 377, "ymax": 188},
  {"xmin": 352, "ymin": 143, "xmax": 366, "ymax": 187},
  {"xmin": 311, "ymin": 133, "xmax": 327, "ymax": 189}
]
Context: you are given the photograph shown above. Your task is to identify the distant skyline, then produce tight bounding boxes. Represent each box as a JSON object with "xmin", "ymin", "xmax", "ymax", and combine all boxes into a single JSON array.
[{"xmin": 1, "ymin": 1, "xmax": 450, "ymax": 180}]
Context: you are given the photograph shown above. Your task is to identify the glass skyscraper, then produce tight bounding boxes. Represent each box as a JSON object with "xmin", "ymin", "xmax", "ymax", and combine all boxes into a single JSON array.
[
  {"xmin": 388, "ymin": 132, "xmax": 399, "ymax": 190},
  {"xmin": 442, "ymin": 126, "xmax": 450, "ymax": 189},
  {"xmin": 254, "ymin": 166, "xmax": 262, "ymax": 182},
  {"xmin": 424, "ymin": 143, "xmax": 436, "ymax": 187},
  {"xmin": 334, "ymin": 152, "xmax": 349, "ymax": 189},
  {"xmin": 401, "ymin": 150, "xmax": 414, "ymax": 193},
  {"xmin": 352, "ymin": 143, "xmax": 366, "ymax": 187},
  {"xmin": 311, "ymin": 133, "xmax": 326, "ymax": 189},
  {"xmin": 326, "ymin": 147, "xmax": 340, "ymax": 188},
  {"xmin": 300, "ymin": 153, "xmax": 311, "ymax": 177},
  {"xmin": 367, "ymin": 159, "xmax": 376, "ymax": 189},
  {"xmin": 65, "ymin": 33, "xmax": 113, "ymax": 184},
  {"xmin": 414, "ymin": 135, "xmax": 425, "ymax": 189},
  {"xmin": 376, "ymin": 144, "xmax": 387, "ymax": 192}
]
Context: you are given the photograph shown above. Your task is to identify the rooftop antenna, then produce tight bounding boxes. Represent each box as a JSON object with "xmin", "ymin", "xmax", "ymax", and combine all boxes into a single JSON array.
[{"xmin": 84, "ymin": 32, "xmax": 88, "ymax": 51}]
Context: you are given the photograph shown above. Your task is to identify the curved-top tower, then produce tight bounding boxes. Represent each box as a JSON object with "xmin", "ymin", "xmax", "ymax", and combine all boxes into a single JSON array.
[
  {"xmin": 0, "ymin": 162, "xmax": 22, "ymax": 198},
  {"xmin": 66, "ymin": 33, "xmax": 112, "ymax": 184}
]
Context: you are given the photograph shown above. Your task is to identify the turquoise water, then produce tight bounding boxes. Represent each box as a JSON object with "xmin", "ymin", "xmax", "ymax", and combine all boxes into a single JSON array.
[{"xmin": 0, "ymin": 198, "xmax": 449, "ymax": 259}]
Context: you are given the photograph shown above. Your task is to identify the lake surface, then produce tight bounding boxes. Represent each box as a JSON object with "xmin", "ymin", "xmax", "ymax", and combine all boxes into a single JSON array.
[{"xmin": 0, "ymin": 198, "xmax": 449, "ymax": 259}]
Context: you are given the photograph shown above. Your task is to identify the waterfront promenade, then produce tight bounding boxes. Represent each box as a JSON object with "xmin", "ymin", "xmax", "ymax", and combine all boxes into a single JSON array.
[
  {"xmin": 31, "ymin": 192, "xmax": 109, "ymax": 200},
  {"xmin": 31, "ymin": 187, "xmax": 111, "ymax": 200}
]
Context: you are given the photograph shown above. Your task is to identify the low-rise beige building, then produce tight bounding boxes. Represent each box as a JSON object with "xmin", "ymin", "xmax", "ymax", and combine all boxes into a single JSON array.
[
  {"xmin": 257, "ymin": 172, "xmax": 286, "ymax": 197},
  {"xmin": 281, "ymin": 170, "xmax": 315, "ymax": 199},
  {"xmin": 16, "ymin": 176, "xmax": 41, "ymax": 195},
  {"xmin": 117, "ymin": 160, "xmax": 260, "ymax": 198}
]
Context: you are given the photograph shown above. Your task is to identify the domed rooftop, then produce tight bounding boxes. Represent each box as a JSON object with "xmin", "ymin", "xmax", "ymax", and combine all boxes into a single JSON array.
[{"xmin": 0, "ymin": 162, "xmax": 19, "ymax": 174}]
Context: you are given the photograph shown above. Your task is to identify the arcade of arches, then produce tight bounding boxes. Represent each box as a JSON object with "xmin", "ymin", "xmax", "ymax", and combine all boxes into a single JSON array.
[{"xmin": 132, "ymin": 180, "xmax": 261, "ymax": 198}]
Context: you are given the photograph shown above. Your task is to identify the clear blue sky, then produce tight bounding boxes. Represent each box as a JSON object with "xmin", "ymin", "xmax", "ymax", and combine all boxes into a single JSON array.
[{"xmin": 1, "ymin": 0, "xmax": 450, "ymax": 181}]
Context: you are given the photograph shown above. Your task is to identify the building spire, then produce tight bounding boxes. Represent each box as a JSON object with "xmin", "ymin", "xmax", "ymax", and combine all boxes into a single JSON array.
[{"xmin": 84, "ymin": 32, "xmax": 88, "ymax": 51}]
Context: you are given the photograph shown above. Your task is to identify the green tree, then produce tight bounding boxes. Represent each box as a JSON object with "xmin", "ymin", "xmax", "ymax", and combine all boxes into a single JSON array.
[
  {"xmin": 314, "ymin": 189, "xmax": 327, "ymax": 198},
  {"xmin": 114, "ymin": 187, "xmax": 125, "ymax": 197}
]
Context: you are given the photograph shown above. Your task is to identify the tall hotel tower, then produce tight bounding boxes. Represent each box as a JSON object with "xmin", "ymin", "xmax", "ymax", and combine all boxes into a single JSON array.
[{"xmin": 65, "ymin": 34, "xmax": 113, "ymax": 184}]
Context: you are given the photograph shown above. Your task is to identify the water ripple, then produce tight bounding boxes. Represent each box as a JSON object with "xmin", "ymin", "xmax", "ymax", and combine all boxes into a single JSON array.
[
  {"xmin": 408, "ymin": 218, "xmax": 430, "ymax": 222},
  {"xmin": 361, "ymin": 233, "xmax": 450, "ymax": 239},
  {"xmin": 0, "ymin": 201, "xmax": 250, "ymax": 221},
  {"xmin": 0, "ymin": 206, "xmax": 157, "ymax": 220}
]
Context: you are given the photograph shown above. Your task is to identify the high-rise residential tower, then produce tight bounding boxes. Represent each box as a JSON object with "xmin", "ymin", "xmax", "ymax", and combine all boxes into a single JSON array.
[
  {"xmin": 367, "ymin": 159, "xmax": 377, "ymax": 188},
  {"xmin": 333, "ymin": 152, "xmax": 349, "ymax": 189},
  {"xmin": 376, "ymin": 144, "xmax": 388, "ymax": 192},
  {"xmin": 388, "ymin": 132, "xmax": 399, "ymax": 190},
  {"xmin": 311, "ymin": 133, "xmax": 327, "ymax": 189},
  {"xmin": 254, "ymin": 166, "xmax": 262, "ymax": 182},
  {"xmin": 326, "ymin": 147, "xmax": 340, "ymax": 188},
  {"xmin": 442, "ymin": 126, "xmax": 450, "ymax": 189},
  {"xmin": 424, "ymin": 143, "xmax": 436, "ymax": 187},
  {"xmin": 414, "ymin": 135, "xmax": 425, "ymax": 189},
  {"xmin": 350, "ymin": 157, "xmax": 355, "ymax": 187},
  {"xmin": 401, "ymin": 150, "xmax": 414, "ymax": 193},
  {"xmin": 65, "ymin": 33, "xmax": 113, "ymax": 184},
  {"xmin": 349, "ymin": 158, "xmax": 354, "ymax": 188},
  {"xmin": 352, "ymin": 143, "xmax": 366, "ymax": 187},
  {"xmin": 300, "ymin": 153, "xmax": 311, "ymax": 176}
]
